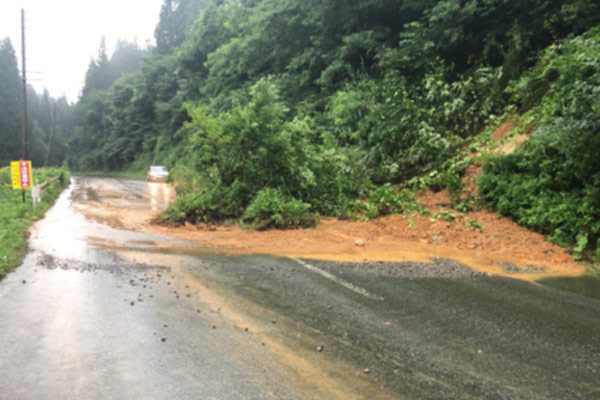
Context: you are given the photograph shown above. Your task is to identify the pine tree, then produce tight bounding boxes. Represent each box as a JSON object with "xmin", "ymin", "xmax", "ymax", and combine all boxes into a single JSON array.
[
  {"xmin": 0, "ymin": 38, "xmax": 22, "ymax": 165},
  {"xmin": 82, "ymin": 38, "xmax": 113, "ymax": 97}
]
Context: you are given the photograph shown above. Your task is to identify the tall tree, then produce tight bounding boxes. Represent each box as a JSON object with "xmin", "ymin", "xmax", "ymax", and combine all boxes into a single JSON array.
[
  {"xmin": 47, "ymin": 96, "xmax": 75, "ymax": 166},
  {"xmin": 109, "ymin": 40, "xmax": 151, "ymax": 78},
  {"xmin": 0, "ymin": 38, "xmax": 22, "ymax": 165},
  {"xmin": 82, "ymin": 38, "xmax": 113, "ymax": 97},
  {"xmin": 155, "ymin": 0, "xmax": 210, "ymax": 55}
]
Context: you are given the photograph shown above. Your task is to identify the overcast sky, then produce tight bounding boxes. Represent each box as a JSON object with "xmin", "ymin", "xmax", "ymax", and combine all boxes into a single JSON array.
[{"xmin": 0, "ymin": 0, "xmax": 164, "ymax": 103}]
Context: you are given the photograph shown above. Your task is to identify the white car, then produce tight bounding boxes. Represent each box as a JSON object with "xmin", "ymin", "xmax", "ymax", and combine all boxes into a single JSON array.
[{"xmin": 147, "ymin": 166, "xmax": 169, "ymax": 182}]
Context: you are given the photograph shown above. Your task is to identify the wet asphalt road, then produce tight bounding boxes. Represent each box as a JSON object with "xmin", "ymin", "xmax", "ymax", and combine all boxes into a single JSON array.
[{"xmin": 0, "ymin": 177, "xmax": 599, "ymax": 399}]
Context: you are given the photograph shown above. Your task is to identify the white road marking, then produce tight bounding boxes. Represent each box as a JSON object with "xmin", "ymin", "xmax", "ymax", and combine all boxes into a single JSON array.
[{"xmin": 290, "ymin": 257, "xmax": 384, "ymax": 301}]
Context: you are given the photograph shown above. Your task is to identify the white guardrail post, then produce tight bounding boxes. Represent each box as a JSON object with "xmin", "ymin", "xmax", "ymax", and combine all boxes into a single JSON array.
[
  {"xmin": 32, "ymin": 184, "xmax": 40, "ymax": 207},
  {"xmin": 32, "ymin": 176, "xmax": 60, "ymax": 207}
]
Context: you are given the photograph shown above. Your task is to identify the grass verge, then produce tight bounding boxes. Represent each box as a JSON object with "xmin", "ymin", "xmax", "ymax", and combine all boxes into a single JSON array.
[{"xmin": 0, "ymin": 166, "xmax": 70, "ymax": 278}]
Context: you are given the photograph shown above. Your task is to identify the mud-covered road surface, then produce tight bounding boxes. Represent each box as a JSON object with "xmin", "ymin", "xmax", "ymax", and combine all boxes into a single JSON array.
[{"xmin": 0, "ymin": 177, "xmax": 599, "ymax": 399}]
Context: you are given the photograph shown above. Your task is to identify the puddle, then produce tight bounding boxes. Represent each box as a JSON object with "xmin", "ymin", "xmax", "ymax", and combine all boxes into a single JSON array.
[
  {"xmin": 30, "ymin": 181, "xmax": 185, "ymax": 265},
  {"xmin": 537, "ymin": 275, "xmax": 600, "ymax": 300}
]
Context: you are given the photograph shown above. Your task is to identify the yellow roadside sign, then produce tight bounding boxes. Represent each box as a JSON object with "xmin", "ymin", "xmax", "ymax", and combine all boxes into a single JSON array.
[{"xmin": 11, "ymin": 161, "xmax": 33, "ymax": 189}]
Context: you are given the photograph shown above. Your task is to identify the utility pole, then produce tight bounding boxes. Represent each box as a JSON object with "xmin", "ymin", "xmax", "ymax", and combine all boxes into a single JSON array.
[
  {"xmin": 20, "ymin": 9, "xmax": 28, "ymax": 203},
  {"xmin": 21, "ymin": 9, "xmax": 28, "ymax": 161}
]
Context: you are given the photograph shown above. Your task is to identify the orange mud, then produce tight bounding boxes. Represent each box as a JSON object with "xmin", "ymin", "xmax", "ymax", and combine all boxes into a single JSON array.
[
  {"xmin": 76, "ymin": 121, "xmax": 587, "ymax": 281},
  {"xmin": 97, "ymin": 185, "xmax": 584, "ymax": 282},
  {"xmin": 84, "ymin": 195, "xmax": 586, "ymax": 280},
  {"xmin": 141, "ymin": 210, "xmax": 584, "ymax": 281}
]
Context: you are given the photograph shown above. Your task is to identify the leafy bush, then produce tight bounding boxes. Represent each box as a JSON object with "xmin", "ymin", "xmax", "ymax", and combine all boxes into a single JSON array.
[
  {"xmin": 161, "ymin": 79, "xmax": 368, "ymax": 226},
  {"xmin": 362, "ymin": 184, "xmax": 425, "ymax": 219},
  {"xmin": 367, "ymin": 184, "xmax": 405, "ymax": 216},
  {"xmin": 433, "ymin": 210, "xmax": 456, "ymax": 223},
  {"xmin": 450, "ymin": 195, "xmax": 480, "ymax": 213},
  {"xmin": 243, "ymin": 188, "xmax": 319, "ymax": 229},
  {"xmin": 480, "ymin": 26, "xmax": 600, "ymax": 257},
  {"xmin": 574, "ymin": 233, "xmax": 589, "ymax": 261},
  {"xmin": 327, "ymin": 60, "xmax": 503, "ymax": 185},
  {"xmin": 464, "ymin": 219, "xmax": 484, "ymax": 231},
  {"xmin": 156, "ymin": 186, "xmax": 238, "ymax": 225},
  {"xmin": 356, "ymin": 68, "xmax": 466, "ymax": 183}
]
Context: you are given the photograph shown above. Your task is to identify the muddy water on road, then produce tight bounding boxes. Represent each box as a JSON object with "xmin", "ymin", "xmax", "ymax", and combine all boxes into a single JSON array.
[
  {"xmin": 2, "ymin": 176, "xmax": 599, "ymax": 399},
  {"xmin": 0, "ymin": 177, "xmax": 394, "ymax": 400},
  {"xmin": 71, "ymin": 177, "xmax": 587, "ymax": 283},
  {"xmin": 30, "ymin": 179, "xmax": 172, "ymax": 262}
]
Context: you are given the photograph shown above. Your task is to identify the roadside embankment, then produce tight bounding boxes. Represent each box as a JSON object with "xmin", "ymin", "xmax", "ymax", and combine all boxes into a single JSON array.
[{"xmin": 0, "ymin": 166, "xmax": 70, "ymax": 278}]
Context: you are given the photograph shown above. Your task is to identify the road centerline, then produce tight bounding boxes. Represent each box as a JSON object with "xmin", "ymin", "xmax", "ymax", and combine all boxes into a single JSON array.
[{"xmin": 289, "ymin": 257, "xmax": 384, "ymax": 301}]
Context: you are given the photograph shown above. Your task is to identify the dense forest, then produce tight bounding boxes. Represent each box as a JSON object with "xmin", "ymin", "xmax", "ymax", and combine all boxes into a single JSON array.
[
  {"xmin": 2, "ymin": 0, "xmax": 599, "ymax": 257},
  {"xmin": 0, "ymin": 39, "xmax": 75, "ymax": 167}
]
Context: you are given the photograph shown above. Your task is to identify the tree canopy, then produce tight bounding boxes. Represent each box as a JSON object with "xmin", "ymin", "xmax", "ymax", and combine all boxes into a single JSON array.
[
  {"xmin": 0, "ymin": 38, "xmax": 22, "ymax": 165},
  {"xmin": 0, "ymin": 38, "xmax": 74, "ymax": 167}
]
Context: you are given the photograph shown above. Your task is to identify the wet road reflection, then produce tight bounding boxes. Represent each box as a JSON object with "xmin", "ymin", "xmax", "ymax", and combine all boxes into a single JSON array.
[
  {"xmin": 1, "ymin": 177, "xmax": 599, "ymax": 400},
  {"xmin": 0, "ymin": 177, "xmax": 381, "ymax": 400},
  {"xmin": 148, "ymin": 182, "xmax": 171, "ymax": 211}
]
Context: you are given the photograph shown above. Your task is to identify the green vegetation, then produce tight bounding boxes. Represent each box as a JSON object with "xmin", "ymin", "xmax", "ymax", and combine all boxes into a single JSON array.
[
  {"xmin": 0, "ymin": 166, "xmax": 70, "ymax": 278},
  {"xmin": 3, "ymin": 1, "xmax": 597, "ymax": 251},
  {"xmin": 464, "ymin": 219, "xmax": 484, "ymax": 232},
  {"xmin": 242, "ymin": 188, "xmax": 319, "ymax": 230},
  {"xmin": 362, "ymin": 185, "xmax": 426, "ymax": 220},
  {"xmin": 67, "ymin": 0, "xmax": 599, "ymax": 233},
  {"xmin": 479, "ymin": 26, "xmax": 600, "ymax": 259},
  {"xmin": 0, "ymin": 39, "xmax": 75, "ymax": 168}
]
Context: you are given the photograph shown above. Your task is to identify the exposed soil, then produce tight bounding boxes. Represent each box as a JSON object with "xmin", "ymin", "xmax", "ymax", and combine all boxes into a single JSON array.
[
  {"xmin": 142, "ymin": 207, "xmax": 583, "ymax": 281},
  {"xmin": 490, "ymin": 120, "xmax": 528, "ymax": 154},
  {"xmin": 72, "ymin": 122, "xmax": 587, "ymax": 280}
]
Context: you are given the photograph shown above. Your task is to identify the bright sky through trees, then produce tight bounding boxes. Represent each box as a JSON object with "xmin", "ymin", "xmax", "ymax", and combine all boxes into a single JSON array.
[{"xmin": 0, "ymin": 0, "xmax": 163, "ymax": 102}]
